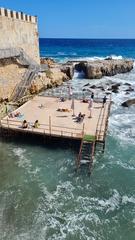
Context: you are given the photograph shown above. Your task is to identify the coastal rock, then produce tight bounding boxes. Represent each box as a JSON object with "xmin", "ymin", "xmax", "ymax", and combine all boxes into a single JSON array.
[
  {"xmin": 31, "ymin": 68, "xmax": 69, "ymax": 94},
  {"xmin": 90, "ymin": 85, "xmax": 97, "ymax": 89},
  {"xmin": 83, "ymin": 83, "xmax": 90, "ymax": 87},
  {"xmin": 124, "ymin": 83, "xmax": 131, "ymax": 86},
  {"xmin": 40, "ymin": 57, "xmax": 56, "ymax": 66},
  {"xmin": 84, "ymin": 59, "xmax": 133, "ymax": 79},
  {"xmin": 66, "ymin": 59, "xmax": 134, "ymax": 79},
  {"xmin": 86, "ymin": 64, "xmax": 103, "ymax": 79},
  {"xmin": 108, "ymin": 83, "xmax": 121, "ymax": 93},
  {"xmin": 125, "ymin": 86, "xmax": 134, "ymax": 92},
  {"xmin": 121, "ymin": 99, "xmax": 135, "ymax": 107},
  {"xmin": 61, "ymin": 64, "xmax": 74, "ymax": 79}
]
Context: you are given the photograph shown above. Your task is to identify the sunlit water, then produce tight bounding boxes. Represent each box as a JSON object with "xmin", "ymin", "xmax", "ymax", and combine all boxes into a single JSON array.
[{"xmin": 0, "ymin": 39, "xmax": 135, "ymax": 239}]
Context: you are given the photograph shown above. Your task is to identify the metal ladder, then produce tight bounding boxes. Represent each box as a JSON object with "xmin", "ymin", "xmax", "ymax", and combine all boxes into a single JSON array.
[{"xmin": 76, "ymin": 139, "xmax": 95, "ymax": 173}]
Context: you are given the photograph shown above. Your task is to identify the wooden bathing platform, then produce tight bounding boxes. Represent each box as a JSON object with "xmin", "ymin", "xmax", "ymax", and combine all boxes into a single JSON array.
[{"xmin": 0, "ymin": 96, "xmax": 111, "ymax": 172}]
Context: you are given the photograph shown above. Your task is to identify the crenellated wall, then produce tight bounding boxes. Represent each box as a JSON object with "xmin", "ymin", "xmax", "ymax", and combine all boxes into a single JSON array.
[{"xmin": 0, "ymin": 7, "xmax": 40, "ymax": 64}]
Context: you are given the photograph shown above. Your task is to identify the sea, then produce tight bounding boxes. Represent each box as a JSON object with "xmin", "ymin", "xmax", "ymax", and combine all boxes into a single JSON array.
[{"xmin": 0, "ymin": 39, "xmax": 135, "ymax": 240}]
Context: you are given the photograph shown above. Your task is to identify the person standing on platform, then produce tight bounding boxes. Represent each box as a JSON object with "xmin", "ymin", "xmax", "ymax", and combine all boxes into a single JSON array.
[
  {"xmin": 91, "ymin": 92, "xmax": 94, "ymax": 100},
  {"xmin": 88, "ymin": 98, "xmax": 93, "ymax": 118},
  {"xmin": 102, "ymin": 95, "xmax": 107, "ymax": 108},
  {"xmin": 68, "ymin": 84, "xmax": 73, "ymax": 100}
]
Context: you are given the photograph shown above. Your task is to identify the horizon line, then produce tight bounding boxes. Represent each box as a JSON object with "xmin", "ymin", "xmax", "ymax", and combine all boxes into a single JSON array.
[{"xmin": 39, "ymin": 37, "xmax": 135, "ymax": 40}]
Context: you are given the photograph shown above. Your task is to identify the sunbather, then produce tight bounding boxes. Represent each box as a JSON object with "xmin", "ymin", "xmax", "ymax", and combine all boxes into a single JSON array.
[
  {"xmin": 33, "ymin": 120, "xmax": 40, "ymax": 128},
  {"xmin": 76, "ymin": 112, "xmax": 85, "ymax": 122},
  {"xmin": 22, "ymin": 120, "xmax": 28, "ymax": 129}
]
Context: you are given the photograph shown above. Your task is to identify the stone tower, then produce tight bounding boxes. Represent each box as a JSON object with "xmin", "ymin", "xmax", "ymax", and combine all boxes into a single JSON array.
[{"xmin": 0, "ymin": 7, "xmax": 40, "ymax": 64}]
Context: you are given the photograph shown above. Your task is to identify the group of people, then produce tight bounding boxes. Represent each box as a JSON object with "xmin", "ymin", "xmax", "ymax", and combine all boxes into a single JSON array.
[{"xmin": 22, "ymin": 120, "xmax": 40, "ymax": 129}]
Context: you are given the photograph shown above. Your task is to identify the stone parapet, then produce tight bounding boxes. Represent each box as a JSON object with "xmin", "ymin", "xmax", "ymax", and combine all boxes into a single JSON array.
[{"xmin": 0, "ymin": 7, "xmax": 37, "ymax": 23}]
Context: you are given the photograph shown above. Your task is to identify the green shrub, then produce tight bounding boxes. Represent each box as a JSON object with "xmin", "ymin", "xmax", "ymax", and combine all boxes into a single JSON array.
[{"xmin": 83, "ymin": 134, "xmax": 95, "ymax": 142}]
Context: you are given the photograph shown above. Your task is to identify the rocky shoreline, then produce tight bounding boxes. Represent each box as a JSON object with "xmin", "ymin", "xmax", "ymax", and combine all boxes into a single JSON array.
[
  {"xmin": 61, "ymin": 58, "xmax": 134, "ymax": 79},
  {"xmin": 0, "ymin": 57, "xmax": 134, "ymax": 108}
]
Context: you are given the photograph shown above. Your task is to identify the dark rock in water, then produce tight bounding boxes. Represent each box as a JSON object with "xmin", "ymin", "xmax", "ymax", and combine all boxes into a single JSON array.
[
  {"xmin": 108, "ymin": 83, "xmax": 121, "ymax": 93},
  {"xmin": 112, "ymin": 89, "xmax": 119, "ymax": 93},
  {"xmin": 105, "ymin": 91, "xmax": 112, "ymax": 95},
  {"xmin": 121, "ymin": 99, "xmax": 135, "ymax": 107},
  {"xmin": 124, "ymin": 83, "xmax": 131, "ymax": 86},
  {"xmin": 112, "ymin": 83, "xmax": 121, "ymax": 88},
  {"xmin": 105, "ymin": 56, "xmax": 113, "ymax": 60},
  {"xmin": 125, "ymin": 92, "xmax": 130, "ymax": 95},
  {"xmin": 83, "ymin": 83, "xmax": 90, "ymax": 87},
  {"xmin": 96, "ymin": 85, "xmax": 105, "ymax": 91},
  {"xmin": 82, "ymin": 88, "xmax": 87, "ymax": 91},
  {"xmin": 90, "ymin": 85, "xmax": 96, "ymax": 89},
  {"xmin": 125, "ymin": 87, "xmax": 134, "ymax": 92}
]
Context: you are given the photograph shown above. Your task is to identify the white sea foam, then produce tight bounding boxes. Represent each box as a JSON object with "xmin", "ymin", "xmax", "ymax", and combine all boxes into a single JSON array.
[
  {"xmin": 122, "ymin": 196, "xmax": 135, "ymax": 204},
  {"xmin": 73, "ymin": 70, "xmax": 85, "ymax": 79},
  {"xmin": 58, "ymin": 54, "xmax": 124, "ymax": 63},
  {"xmin": 12, "ymin": 147, "xmax": 36, "ymax": 175}
]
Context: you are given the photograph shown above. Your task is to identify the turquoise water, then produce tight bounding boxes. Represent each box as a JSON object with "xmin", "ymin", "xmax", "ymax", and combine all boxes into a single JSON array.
[{"xmin": 0, "ymin": 39, "xmax": 135, "ymax": 239}]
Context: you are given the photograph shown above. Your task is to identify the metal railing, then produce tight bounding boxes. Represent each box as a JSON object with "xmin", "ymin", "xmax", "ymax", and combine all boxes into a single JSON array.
[
  {"xmin": 0, "ymin": 118, "xmax": 84, "ymax": 139},
  {"xmin": 95, "ymin": 95, "xmax": 112, "ymax": 141}
]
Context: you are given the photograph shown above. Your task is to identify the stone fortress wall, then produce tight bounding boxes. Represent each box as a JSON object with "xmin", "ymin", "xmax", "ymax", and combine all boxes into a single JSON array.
[{"xmin": 0, "ymin": 7, "xmax": 40, "ymax": 64}]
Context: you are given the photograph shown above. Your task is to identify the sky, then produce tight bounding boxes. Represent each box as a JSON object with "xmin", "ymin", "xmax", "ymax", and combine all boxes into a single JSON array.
[{"xmin": 0, "ymin": 0, "xmax": 135, "ymax": 39}]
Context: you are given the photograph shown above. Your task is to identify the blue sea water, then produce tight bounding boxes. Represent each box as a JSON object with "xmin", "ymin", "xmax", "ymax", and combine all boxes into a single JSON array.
[
  {"xmin": 40, "ymin": 38, "xmax": 135, "ymax": 62},
  {"xmin": 0, "ymin": 39, "xmax": 135, "ymax": 240}
]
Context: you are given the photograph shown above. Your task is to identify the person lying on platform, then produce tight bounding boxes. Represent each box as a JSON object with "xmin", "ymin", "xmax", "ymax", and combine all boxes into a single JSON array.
[
  {"xmin": 22, "ymin": 120, "xmax": 28, "ymax": 129},
  {"xmin": 9, "ymin": 111, "xmax": 21, "ymax": 118},
  {"xmin": 14, "ymin": 111, "xmax": 21, "ymax": 117},
  {"xmin": 57, "ymin": 108, "xmax": 70, "ymax": 112},
  {"xmin": 33, "ymin": 120, "xmax": 40, "ymax": 128},
  {"xmin": 76, "ymin": 112, "xmax": 85, "ymax": 122}
]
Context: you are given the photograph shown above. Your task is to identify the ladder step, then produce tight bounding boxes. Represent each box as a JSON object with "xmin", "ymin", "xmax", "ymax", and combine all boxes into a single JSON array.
[
  {"xmin": 80, "ymin": 160, "xmax": 90, "ymax": 164},
  {"xmin": 81, "ymin": 156, "xmax": 90, "ymax": 160}
]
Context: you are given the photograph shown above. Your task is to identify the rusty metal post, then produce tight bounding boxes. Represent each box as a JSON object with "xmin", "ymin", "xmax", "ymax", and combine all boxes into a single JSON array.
[{"xmin": 49, "ymin": 116, "xmax": 51, "ymax": 135}]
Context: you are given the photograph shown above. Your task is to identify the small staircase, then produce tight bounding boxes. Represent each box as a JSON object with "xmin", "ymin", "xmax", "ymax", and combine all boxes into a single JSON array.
[
  {"xmin": 11, "ymin": 66, "xmax": 39, "ymax": 102},
  {"xmin": 76, "ymin": 139, "xmax": 95, "ymax": 173},
  {"xmin": 4, "ymin": 48, "xmax": 41, "ymax": 102}
]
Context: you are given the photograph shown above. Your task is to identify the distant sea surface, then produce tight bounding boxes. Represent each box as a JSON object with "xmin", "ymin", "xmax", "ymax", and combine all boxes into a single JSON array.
[
  {"xmin": 40, "ymin": 38, "xmax": 135, "ymax": 62},
  {"xmin": 0, "ymin": 39, "xmax": 135, "ymax": 240}
]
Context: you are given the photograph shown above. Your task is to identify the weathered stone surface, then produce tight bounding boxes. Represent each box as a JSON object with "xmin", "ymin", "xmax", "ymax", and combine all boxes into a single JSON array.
[
  {"xmin": 61, "ymin": 64, "xmax": 74, "ymax": 79},
  {"xmin": 108, "ymin": 83, "xmax": 121, "ymax": 93},
  {"xmin": 0, "ymin": 57, "xmax": 69, "ymax": 100},
  {"xmin": 0, "ymin": 58, "xmax": 26, "ymax": 100},
  {"xmin": 31, "ymin": 67, "xmax": 69, "ymax": 94},
  {"xmin": 121, "ymin": 99, "xmax": 135, "ymax": 107},
  {"xmin": 0, "ymin": 8, "xmax": 40, "ymax": 64},
  {"xmin": 85, "ymin": 59, "xmax": 134, "ymax": 79},
  {"xmin": 40, "ymin": 58, "xmax": 56, "ymax": 66},
  {"xmin": 64, "ymin": 59, "xmax": 134, "ymax": 79}
]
